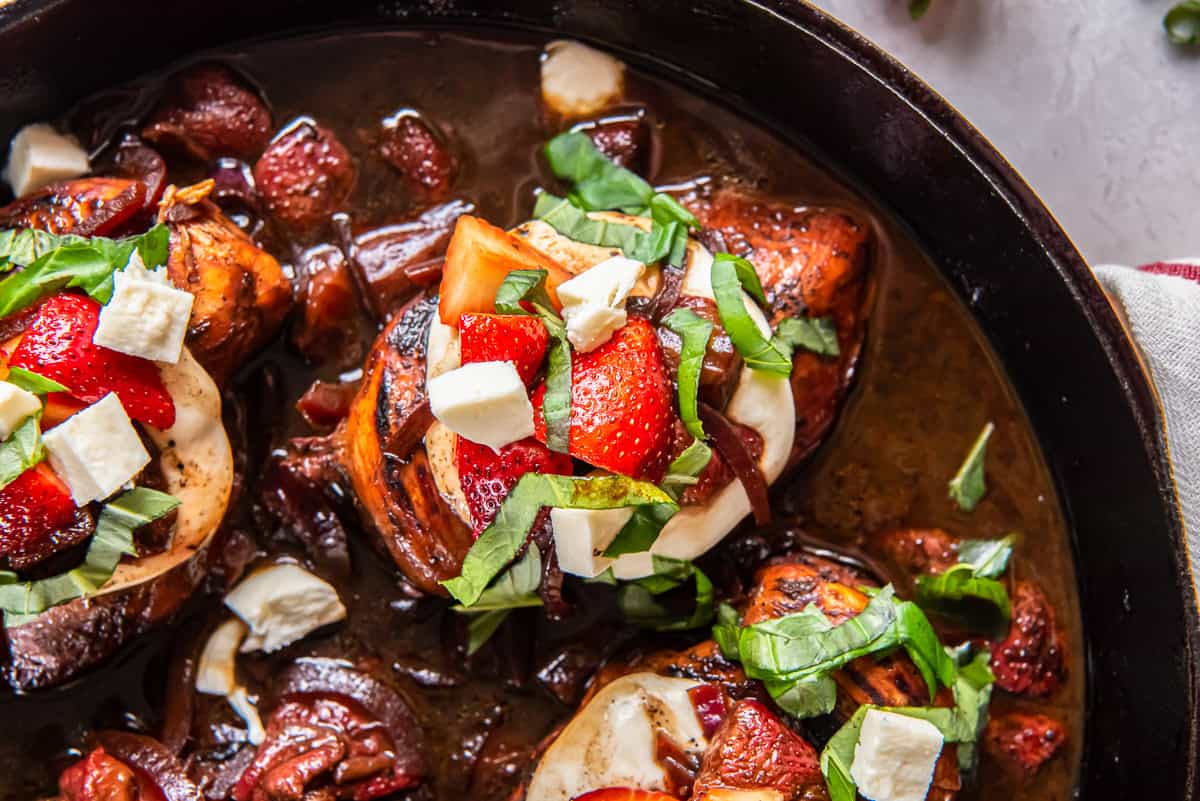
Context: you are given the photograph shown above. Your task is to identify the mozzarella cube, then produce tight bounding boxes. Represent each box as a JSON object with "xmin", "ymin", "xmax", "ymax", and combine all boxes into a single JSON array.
[
  {"xmin": 558, "ymin": 256, "xmax": 645, "ymax": 353},
  {"xmin": 551, "ymin": 506, "xmax": 634, "ymax": 577},
  {"xmin": 850, "ymin": 710, "xmax": 944, "ymax": 801},
  {"xmin": 93, "ymin": 253, "xmax": 194, "ymax": 364},
  {"xmin": 225, "ymin": 563, "xmax": 347, "ymax": 653},
  {"xmin": 0, "ymin": 381, "xmax": 41, "ymax": 440},
  {"xmin": 427, "ymin": 361, "xmax": 534, "ymax": 452},
  {"xmin": 3, "ymin": 123, "xmax": 90, "ymax": 198},
  {"xmin": 196, "ymin": 618, "xmax": 247, "ymax": 696},
  {"xmin": 541, "ymin": 40, "xmax": 625, "ymax": 119},
  {"xmin": 42, "ymin": 393, "xmax": 150, "ymax": 504}
]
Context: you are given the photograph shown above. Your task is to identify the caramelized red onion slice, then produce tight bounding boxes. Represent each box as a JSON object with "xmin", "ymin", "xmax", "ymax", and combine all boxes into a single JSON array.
[
  {"xmin": 92, "ymin": 731, "xmax": 200, "ymax": 801},
  {"xmin": 687, "ymin": 683, "xmax": 729, "ymax": 739},
  {"xmin": 277, "ymin": 658, "xmax": 427, "ymax": 779},
  {"xmin": 698, "ymin": 402, "xmax": 771, "ymax": 525}
]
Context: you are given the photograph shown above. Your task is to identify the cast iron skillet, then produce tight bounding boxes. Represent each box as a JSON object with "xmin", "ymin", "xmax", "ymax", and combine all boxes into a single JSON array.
[{"xmin": 1, "ymin": 0, "xmax": 1197, "ymax": 798}]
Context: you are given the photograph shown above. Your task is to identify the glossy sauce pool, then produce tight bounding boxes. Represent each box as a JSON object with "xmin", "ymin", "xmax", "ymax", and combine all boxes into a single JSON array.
[{"xmin": 0, "ymin": 29, "xmax": 1083, "ymax": 801}]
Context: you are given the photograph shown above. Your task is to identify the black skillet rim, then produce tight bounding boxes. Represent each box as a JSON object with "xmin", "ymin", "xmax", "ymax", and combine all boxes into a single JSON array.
[{"xmin": 0, "ymin": 0, "xmax": 1196, "ymax": 798}]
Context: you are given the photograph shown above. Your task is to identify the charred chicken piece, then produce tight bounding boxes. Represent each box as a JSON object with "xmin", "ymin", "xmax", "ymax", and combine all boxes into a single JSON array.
[
  {"xmin": 377, "ymin": 111, "xmax": 457, "ymax": 196},
  {"xmin": 684, "ymin": 188, "xmax": 872, "ymax": 464},
  {"xmin": 990, "ymin": 580, "xmax": 1068, "ymax": 698},
  {"xmin": 338, "ymin": 292, "xmax": 474, "ymax": 594},
  {"xmin": 691, "ymin": 699, "xmax": 824, "ymax": 801},
  {"xmin": 162, "ymin": 182, "xmax": 291, "ymax": 386},
  {"xmin": 0, "ymin": 177, "xmax": 146, "ymax": 236},
  {"xmin": 254, "ymin": 118, "xmax": 356, "ymax": 231},
  {"xmin": 142, "ymin": 63, "xmax": 273, "ymax": 162},
  {"xmin": 982, "ymin": 712, "xmax": 1067, "ymax": 777}
]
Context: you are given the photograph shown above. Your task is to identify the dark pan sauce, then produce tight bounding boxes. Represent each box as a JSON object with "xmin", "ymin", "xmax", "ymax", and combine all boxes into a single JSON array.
[{"xmin": 0, "ymin": 30, "xmax": 1082, "ymax": 801}]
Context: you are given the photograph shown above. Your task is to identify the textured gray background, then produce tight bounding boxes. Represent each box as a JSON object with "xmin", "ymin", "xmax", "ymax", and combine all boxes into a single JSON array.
[{"xmin": 810, "ymin": 0, "xmax": 1199, "ymax": 266}]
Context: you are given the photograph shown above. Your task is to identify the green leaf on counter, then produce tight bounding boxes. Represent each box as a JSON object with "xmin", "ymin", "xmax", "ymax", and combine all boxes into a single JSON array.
[{"xmin": 1166, "ymin": 1, "xmax": 1200, "ymax": 44}]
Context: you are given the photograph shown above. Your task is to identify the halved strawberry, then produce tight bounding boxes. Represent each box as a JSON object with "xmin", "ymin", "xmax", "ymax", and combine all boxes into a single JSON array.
[
  {"xmin": 456, "ymin": 436, "xmax": 573, "ymax": 536},
  {"xmin": 9, "ymin": 294, "xmax": 176, "ymax": 429},
  {"xmin": 459, "ymin": 312, "xmax": 549, "ymax": 386},
  {"xmin": 574, "ymin": 790, "xmax": 678, "ymax": 801},
  {"xmin": 532, "ymin": 317, "xmax": 674, "ymax": 481},
  {"xmin": 0, "ymin": 465, "xmax": 78, "ymax": 566},
  {"xmin": 438, "ymin": 215, "xmax": 571, "ymax": 326}
]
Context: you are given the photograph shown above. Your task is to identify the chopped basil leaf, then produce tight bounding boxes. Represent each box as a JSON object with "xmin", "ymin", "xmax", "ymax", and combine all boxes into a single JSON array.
[
  {"xmin": 723, "ymin": 252, "xmax": 768, "ymax": 308},
  {"xmin": 711, "ymin": 254, "xmax": 792, "ymax": 376},
  {"xmin": 768, "ymin": 673, "xmax": 838, "ymax": 719},
  {"xmin": 534, "ymin": 193, "xmax": 688, "ymax": 267},
  {"xmin": 915, "ymin": 536, "xmax": 1016, "ymax": 635},
  {"xmin": 957, "ymin": 534, "xmax": 1016, "ymax": 578},
  {"xmin": 820, "ymin": 704, "xmax": 867, "ymax": 801},
  {"xmin": 0, "ymin": 414, "xmax": 44, "ymax": 490},
  {"xmin": 948, "ymin": 422, "xmax": 994, "ymax": 512},
  {"xmin": 603, "ymin": 502, "xmax": 677, "ymax": 557},
  {"xmin": 443, "ymin": 474, "xmax": 677, "ymax": 606},
  {"xmin": 494, "ymin": 269, "xmax": 572, "ymax": 454},
  {"xmin": 0, "ymin": 228, "xmax": 89, "ymax": 268},
  {"xmin": 0, "ymin": 225, "xmax": 170, "ymax": 319},
  {"xmin": 1, "ymin": 487, "xmax": 180, "ymax": 624},
  {"xmin": 617, "ymin": 557, "xmax": 714, "ymax": 632},
  {"xmin": 5, "ymin": 367, "xmax": 68, "ymax": 395},
  {"xmin": 453, "ymin": 547, "xmax": 544, "ymax": 655},
  {"xmin": 545, "ymin": 132, "xmax": 654, "ymax": 211},
  {"xmin": 663, "ymin": 307, "xmax": 713, "ymax": 440},
  {"xmin": 775, "ymin": 316, "xmax": 840, "ymax": 359},
  {"xmin": 662, "ymin": 438, "xmax": 713, "ymax": 497},
  {"xmin": 892, "ymin": 598, "xmax": 959, "ymax": 698},
  {"xmin": 909, "ymin": 0, "xmax": 932, "ymax": 20},
  {"xmin": 1166, "ymin": 1, "xmax": 1200, "ymax": 44}
]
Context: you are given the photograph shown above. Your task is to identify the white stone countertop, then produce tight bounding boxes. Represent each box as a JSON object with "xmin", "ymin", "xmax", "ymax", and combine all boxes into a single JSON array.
[{"xmin": 810, "ymin": 0, "xmax": 1199, "ymax": 266}]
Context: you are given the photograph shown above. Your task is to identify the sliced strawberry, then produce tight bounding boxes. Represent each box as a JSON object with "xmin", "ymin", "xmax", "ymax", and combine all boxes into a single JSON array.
[
  {"xmin": 532, "ymin": 317, "xmax": 674, "ymax": 481},
  {"xmin": 9, "ymin": 294, "xmax": 175, "ymax": 429},
  {"xmin": 0, "ymin": 465, "xmax": 79, "ymax": 567},
  {"xmin": 459, "ymin": 312, "xmax": 549, "ymax": 386},
  {"xmin": 455, "ymin": 436, "xmax": 573, "ymax": 536}
]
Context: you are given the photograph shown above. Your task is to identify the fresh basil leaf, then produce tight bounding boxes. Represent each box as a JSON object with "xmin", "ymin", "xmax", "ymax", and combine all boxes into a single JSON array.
[
  {"xmin": 820, "ymin": 705, "xmax": 868, "ymax": 801},
  {"xmin": 465, "ymin": 610, "xmax": 512, "ymax": 656},
  {"xmin": 892, "ymin": 599, "xmax": 959, "ymax": 700},
  {"xmin": 1, "ymin": 487, "xmax": 179, "ymax": 624},
  {"xmin": 957, "ymin": 534, "xmax": 1016, "ymax": 578},
  {"xmin": 0, "ymin": 415, "xmax": 45, "ymax": 490},
  {"xmin": 617, "ymin": 557, "xmax": 714, "ymax": 632},
  {"xmin": 662, "ymin": 307, "xmax": 713, "ymax": 441},
  {"xmin": 453, "ymin": 547, "xmax": 544, "ymax": 655},
  {"xmin": 713, "ymin": 602, "xmax": 742, "ymax": 660},
  {"xmin": 915, "ymin": 566, "xmax": 1011, "ymax": 636},
  {"xmin": 603, "ymin": 501, "xmax": 677, "ymax": 557},
  {"xmin": 0, "ymin": 228, "xmax": 88, "ymax": 268},
  {"xmin": 909, "ymin": 0, "xmax": 932, "ymax": 20},
  {"xmin": 722, "ymin": 253, "xmax": 768, "ymax": 308},
  {"xmin": 711, "ymin": 253, "xmax": 792, "ymax": 375},
  {"xmin": 648, "ymin": 192, "xmax": 700, "ymax": 231},
  {"xmin": 0, "ymin": 225, "xmax": 170, "ymax": 319},
  {"xmin": 1166, "ymin": 1, "xmax": 1200, "ymax": 44},
  {"xmin": 443, "ymin": 474, "xmax": 678, "ymax": 606},
  {"xmin": 775, "ymin": 316, "xmax": 840, "ymax": 359},
  {"xmin": 662, "ymin": 438, "xmax": 713, "ymax": 498},
  {"xmin": 4, "ymin": 367, "xmax": 68, "ymax": 395},
  {"xmin": 948, "ymin": 422, "xmax": 994, "ymax": 512},
  {"xmin": 534, "ymin": 193, "xmax": 646, "ymax": 253},
  {"xmin": 545, "ymin": 132, "xmax": 655, "ymax": 212},
  {"xmin": 768, "ymin": 673, "xmax": 838, "ymax": 719},
  {"xmin": 494, "ymin": 269, "xmax": 572, "ymax": 454}
]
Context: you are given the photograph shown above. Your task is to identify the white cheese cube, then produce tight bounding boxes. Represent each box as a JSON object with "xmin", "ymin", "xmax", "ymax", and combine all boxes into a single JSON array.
[
  {"xmin": 850, "ymin": 710, "xmax": 944, "ymax": 801},
  {"xmin": 551, "ymin": 506, "xmax": 634, "ymax": 577},
  {"xmin": 42, "ymin": 393, "xmax": 150, "ymax": 504},
  {"xmin": 427, "ymin": 361, "xmax": 534, "ymax": 452},
  {"xmin": 541, "ymin": 40, "xmax": 625, "ymax": 119},
  {"xmin": 195, "ymin": 618, "xmax": 247, "ymax": 696},
  {"xmin": 93, "ymin": 253, "xmax": 194, "ymax": 364},
  {"xmin": 225, "ymin": 563, "xmax": 348, "ymax": 653},
  {"xmin": 557, "ymin": 256, "xmax": 645, "ymax": 353},
  {"xmin": 3, "ymin": 123, "xmax": 90, "ymax": 198},
  {"xmin": 0, "ymin": 381, "xmax": 41, "ymax": 440}
]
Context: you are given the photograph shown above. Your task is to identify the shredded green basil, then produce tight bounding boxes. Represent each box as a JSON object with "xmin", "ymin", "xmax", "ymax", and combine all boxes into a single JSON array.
[
  {"xmin": 452, "ymin": 547, "xmax": 544, "ymax": 655},
  {"xmin": 4, "ymin": 367, "xmax": 68, "ymax": 395},
  {"xmin": 711, "ymin": 253, "xmax": 793, "ymax": 375},
  {"xmin": 617, "ymin": 556, "xmax": 715, "ymax": 632},
  {"xmin": 494, "ymin": 269, "xmax": 571, "ymax": 453},
  {"xmin": 662, "ymin": 307, "xmax": 713, "ymax": 440},
  {"xmin": 0, "ymin": 487, "xmax": 180, "ymax": 624},
  {"xmin": 916, "ymin": 534, "xmax": 1016, "ymax": 635},
  {"xmin": 0, "ymin": 225, "xmax": 170, "ymax": 319},
  {"xmin": 769, "ymin": 674, "xmax": 839, "ymax": 719},
  {"xmin": 957, "ymin": 534, "xmax": 1016, "ymax": 578},
  {"xmin": 1166, "ymin": 1, "xmax": 1200, "ymax": 44},
  {"xmin": 0, "ymin": 414, "xmax": 44, "ymax": 490},
  {"xmin": 545, "ymin": 132, "xmax": 655, "ymax": 212},
  {"xmin": 775, "ymin": 316, "xmax": 840, "ymax": 359},
  {"xmin": 603, "ymin": 438, "xmax": 712, "ymax": 558},
  {"xmin": 443, "ymin": 474, "xmax": 677, "ymax": 606},
  {"xmin": 661, "ymin": 438, "xmax": 713, "ymax": 497},
  {"xmin": 948, "ymin": 422, "xmax": 994, "ymax": 511}
]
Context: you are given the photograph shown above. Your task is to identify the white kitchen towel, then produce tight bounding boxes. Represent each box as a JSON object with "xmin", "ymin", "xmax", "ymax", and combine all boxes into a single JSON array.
[{"xmin": 1095, "ymin": 259, "xmax": 1200, "ymax": 575}]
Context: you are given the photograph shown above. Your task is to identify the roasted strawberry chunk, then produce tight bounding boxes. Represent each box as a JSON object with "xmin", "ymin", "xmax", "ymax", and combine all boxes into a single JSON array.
[
  {"xmin": 584, "ymin": 116, "xmax": 653, "ymax": 175},
  {"xmin": 456, "ymin": 437, "xmax": 573, "ymax": 536},
  {"xmin": 459, "ymin": 312, "xmax": 549, "ymax": 386},
  {"xmin": 58, "ymin": 748, "xmax": 140, "ymax": 801},
  {"xmin": 253, "ymin": 119, "xmax": 356, "ymax": 230},
  {"xmin": 875, "ymin": 528, "xmax": 960, "ymax": 577},
  {"xmin": 142, "ymin": 63, "xmax": 273, "ymax": 161},
  {"xmin": 0, "ymin": 465, "xmax": 89, "ymax": 570},
  {"xmin": 532, "ymin": 317, "xmax": 674, "ymax": 481},
  {"xmin": 991, "ymin": 580, "xmax": 1067, "ymax": 697},
  {"xmin": 691, "ymin": 699, "xmax": 822, "ymax": 801},
  {"xmin": 0, "ymin": 177, "xmax": 146, "ymax": 237},
  {"xmin": 378, "ymin": 112, "xmax": 456, "ymax": 196},
  {"xmin": 983, "ymin": 712, "xmax": 1066, "ymax": 776},
  {"xmin": 9, "ymin": 294, "xmax": 176, "ymax": 429}
]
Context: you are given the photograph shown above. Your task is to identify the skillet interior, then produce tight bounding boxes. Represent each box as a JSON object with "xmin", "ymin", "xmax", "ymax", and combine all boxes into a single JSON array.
[{"xmin": 0, "ymin": 1, "xmax": 1195, "ymax": 799}]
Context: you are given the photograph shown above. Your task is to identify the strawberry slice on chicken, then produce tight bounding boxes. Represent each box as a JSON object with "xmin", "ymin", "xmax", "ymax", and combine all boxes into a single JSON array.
[
  {"xmin": 0, "ymin": 465, "xmax": 80, "ymax": 569},
  {"xmin": 8, "ymin": 293, "xmax": 176, "ymax": 429},
  {"xmin": 458, "ymin": 312, "xmax": 549, "ymax": 387},
  {"xmin": 532, "ymin": 317, "xmax": 675, "ymax": 481}
]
